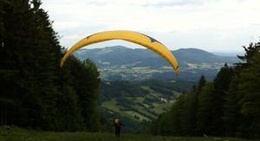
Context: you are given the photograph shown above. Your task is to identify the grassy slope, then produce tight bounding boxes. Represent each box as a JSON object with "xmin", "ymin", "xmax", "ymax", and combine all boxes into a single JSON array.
[{"xmin": 0, "ymin": 128, "xmax": 252, "ymax": 141}]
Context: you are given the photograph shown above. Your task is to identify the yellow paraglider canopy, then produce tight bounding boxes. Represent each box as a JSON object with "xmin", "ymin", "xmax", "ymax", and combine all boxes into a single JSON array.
[{"xmin": 60, "ymin": 30, "xmax": 180, "ymax": 74}]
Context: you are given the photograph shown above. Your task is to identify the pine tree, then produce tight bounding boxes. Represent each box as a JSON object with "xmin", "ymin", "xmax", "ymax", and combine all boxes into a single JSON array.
[
  {"xmin": 0, "ymin": 0, "xmax": 102, "ymax": 131},
  {"xmin": 196, "ymin": 83, "xmax": 214, "ymax": 135},
  {"xmin": 180, "ymin": 90, "xmax": 198, "ymax": 135},
  {"xmin": 237, "ymin": 43, "xmax": 260, "ymax": 138},
  {"xmin": 224, "ymin": 41, "xmax": 260, "ymax": 139},
  {"xmin": 197, "ymin": 75, "xmax": 206, "ymax": 93},
  {"xmin": 211, "ymin": 64, "xmax": 234, "ymax": 135},
  {"xmin": 0, "ymin": 0, "xmax": 40, "ymax": 127},
  {"xmin": 0, "ymin": 0, "xmax": 16, "ymax": 126},
  {"xmin": 69, "ymin": 58, "xmax": 101, "ymax": 131},
  {"xmin": 222, "ymin": 73, "xmax": 240, "ymax": 136},
  {"xmin": 169, "ymin": 94, "xmax": 185, "ymax": 136}
]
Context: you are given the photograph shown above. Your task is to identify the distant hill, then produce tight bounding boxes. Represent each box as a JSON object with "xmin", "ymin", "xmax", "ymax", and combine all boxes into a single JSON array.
[
  {"xmin": 175, "ymin": 48, "xmax": 223, "ymax": 63},
  {"xmin": 74, "ymin": 46, "xmax": 239, "ymax": 81}
]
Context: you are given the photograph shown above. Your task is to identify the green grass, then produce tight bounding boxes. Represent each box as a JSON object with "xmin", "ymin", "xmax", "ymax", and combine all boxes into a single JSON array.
[{"xmin": 0, "ymin": 127, "xmax": 253, "ymax": 141}]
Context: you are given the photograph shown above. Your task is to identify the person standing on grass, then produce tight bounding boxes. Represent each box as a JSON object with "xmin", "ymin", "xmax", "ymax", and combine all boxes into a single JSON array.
[{"xmin": 113, "ymin": 117, "xmax": 124, "ymax": 137}]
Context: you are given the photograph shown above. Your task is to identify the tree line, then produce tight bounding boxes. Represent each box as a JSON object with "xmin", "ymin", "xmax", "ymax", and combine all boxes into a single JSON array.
[
  {"xmin": 0, "ymin": 0, "xmax": 101, "ymax": 131},
  {"xmin": 150, "ymin": 41, "xmax": 260, "ymax": 139}
]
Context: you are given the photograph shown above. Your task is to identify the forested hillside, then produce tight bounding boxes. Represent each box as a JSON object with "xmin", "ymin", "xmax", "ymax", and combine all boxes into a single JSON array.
[
  {"xmin": 150, "ymin": 42, "xmax": 260, "ymax": 139},
  {"xmin": 0, "ymin": 0, "xmax": 100, "ymax": 131}
]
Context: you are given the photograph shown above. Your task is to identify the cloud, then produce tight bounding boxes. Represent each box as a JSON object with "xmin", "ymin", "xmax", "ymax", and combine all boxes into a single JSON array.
[
  {"xmin": 84, "ymin": 0, "xmax": 111, "ymax": 6},
  {"xmin": 143, "ymin": 0, "xmax": 212, "ymax": 7},
  {"xmin": 41, "ymin": 0, "xmax": 260, "ymax": 52}
]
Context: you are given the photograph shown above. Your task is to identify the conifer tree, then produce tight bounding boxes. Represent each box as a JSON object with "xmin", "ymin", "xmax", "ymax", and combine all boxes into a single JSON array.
[
  {"xmin": 222, "ymin": 75, "xmax": 240, "ymax": 137},
  {"xmin": 69, "ymin": 58, "xmax": 101, "ymax": 131},
  {"xmin": 224, "ymin": 41, "xmax": 260, "ymax": 139},
  {"xmin": 0, "ymin": 0, "xmax": 101, "ymax": 130},
  {"xmin": 236, "ymin": 42, "xmax": 260, "ymax": 138},
  {"xmin": 196, "ymin": 83, "xmax": 214, "ymax": 135},
  {"xmin": 211, "ymin": 64, "xmax": 234, "ymax": 135},
  {"xmin": 180, "ymin": 90, "xmax": 198, "ymax": 135}
]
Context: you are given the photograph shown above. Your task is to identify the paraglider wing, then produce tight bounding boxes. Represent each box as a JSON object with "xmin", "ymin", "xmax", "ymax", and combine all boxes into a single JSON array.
[{"xmin": 60, "ymin": 30, "xmax": 180, "ymax": 74}]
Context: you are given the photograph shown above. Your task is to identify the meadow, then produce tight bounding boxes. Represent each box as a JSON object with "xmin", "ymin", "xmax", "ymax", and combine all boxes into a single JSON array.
[{"xmin": 0, "ymin": 127, "xmax": 253, "ymax": 141}]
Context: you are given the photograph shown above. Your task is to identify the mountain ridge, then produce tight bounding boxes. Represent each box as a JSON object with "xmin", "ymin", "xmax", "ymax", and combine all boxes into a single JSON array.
[{"xmin": 73, "ymin": 46, "xmax": 239, "ymax": 81}]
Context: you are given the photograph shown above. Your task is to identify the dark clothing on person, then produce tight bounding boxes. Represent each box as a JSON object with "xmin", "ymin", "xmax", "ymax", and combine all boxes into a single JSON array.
[
  {"xmin": 115, "ymin": 125, "xmax": 121, "ymax": 137},
  {"xmin": 113, "ymin": 118, "xmax": 123, "ymax": 137}
]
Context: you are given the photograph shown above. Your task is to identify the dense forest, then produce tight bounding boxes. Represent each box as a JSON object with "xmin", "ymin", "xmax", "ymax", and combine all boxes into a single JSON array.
[
  {"xmin": 0, "ymin": 0, "xmax": 101, "ymax": 131},
  {"xmin": 150, "ymin": 42, "xmax": 260, "ymax": 139}
]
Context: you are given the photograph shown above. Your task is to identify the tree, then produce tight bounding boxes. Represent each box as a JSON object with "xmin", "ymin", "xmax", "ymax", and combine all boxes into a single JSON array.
[
  {"xmin": 180, "ymin": 90, "xmax": 198, "ymax": 135},
  {"xmin": 197, "ymin": 75, "xmax": 206, "ymax": 93},
  {"xmin": 67, "ymin": 58, "xmax": 101, "ymax": 131},
  {"xmin": 222, "ymin": 75, "xmax": 240, "ymax": 137},
  {"xmin": 224, "ymin": 41, "xmax": 260, "ymax": 139},
  {"xmin": 237, "ymin": 46, "xmax": 260, "ymax": 138},
  {"xmin": 196, "ymin": 82, "xmax": 214, "ymax": 135},
  {"xmin": 0, "ymin": 0, "xmax": 101, "ymax": 131},
  {"xmin": 0, "ymin": 0, "xmax": 42, "ymax": 127},
  {"xmin": 211, "ymin": 64, "xmax": 234, "ymax": 135}
]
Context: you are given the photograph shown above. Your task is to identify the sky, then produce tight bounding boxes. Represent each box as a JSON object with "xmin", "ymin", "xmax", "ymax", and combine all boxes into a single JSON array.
[{"xmin": 41, "ymin": 0, "xmax": 260, "ymax": 53}]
